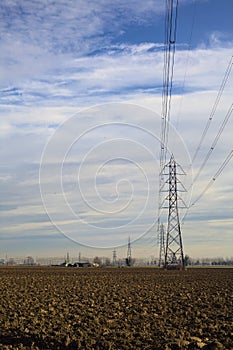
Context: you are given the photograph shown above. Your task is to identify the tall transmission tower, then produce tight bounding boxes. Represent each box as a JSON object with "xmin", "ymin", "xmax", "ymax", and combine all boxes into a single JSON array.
[
  {"xmin": 162, "ymin": 155, "xmax": 186, "ymax": 269},
  {"xmin": 126, "ymin": 237, "xmax": 132, "ymax": 266},
  {"xmin": 112, "ymin": 249, "xmax": 117, "ymax": 266},
  {"xmin": 158, "ymin": 223, "xmax": 166, "ymax": 266}
]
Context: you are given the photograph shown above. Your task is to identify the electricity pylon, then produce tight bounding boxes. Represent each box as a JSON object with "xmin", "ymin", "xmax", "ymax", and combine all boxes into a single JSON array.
[
  {"xmin": 158, "ymin": 223, "xmax": 165, "ymax": 266},
  {"xmin": 162, "ymin": 155, "xmax": 186, "ymax": 268},
  {"xmin": 112, "ymin": 249, "xmax": 117, "ymax": 266},
  {"xmin": 126, "ymin": 236, "xmax": 132, "ymax": 266}
]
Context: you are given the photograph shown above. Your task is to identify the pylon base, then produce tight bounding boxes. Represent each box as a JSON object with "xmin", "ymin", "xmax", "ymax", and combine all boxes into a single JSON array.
[{"xmin": 163, "ymin": 264, "xmax": 186, "ymax": 271}]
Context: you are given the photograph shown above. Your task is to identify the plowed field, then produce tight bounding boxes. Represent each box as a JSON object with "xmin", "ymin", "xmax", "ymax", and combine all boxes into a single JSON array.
[{"xmin": 0, "ymin": 267, "xmax": 232, "ymax": 349}]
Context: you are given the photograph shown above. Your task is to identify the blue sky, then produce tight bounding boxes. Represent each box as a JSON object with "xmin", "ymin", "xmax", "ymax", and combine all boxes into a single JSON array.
[{"xmin": 0, "ymin": 0, "xmax": 232, "ymax": 261}]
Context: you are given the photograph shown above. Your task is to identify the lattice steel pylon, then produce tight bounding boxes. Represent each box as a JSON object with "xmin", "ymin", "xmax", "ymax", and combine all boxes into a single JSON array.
[
  {"xmin": 112, "ymin": 249, "xmax": 117, "ymax": 266},
  {"xmin": 126, "ymin": 236, "xmax": 132, "ymax": 266},
  {"xmin": 158, "ymin": 223, "xmax": 166, "ymax": 267},
  {"xmin": 163, "ymin": 155, "xmax": 186, "ymax": 268}
]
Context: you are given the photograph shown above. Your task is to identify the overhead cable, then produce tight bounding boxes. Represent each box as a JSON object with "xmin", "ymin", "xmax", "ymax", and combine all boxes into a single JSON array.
[
  {"xmin": 191, "ymin": 150, "xmax": 233, "ymax": 206},
  {"xmin": 160, "ymin": 0, "xmax": 179, "ymax": 169},
  {"xmin": 175, "ymin": 0, "xmax": 196, "ymax": 130},
  {"xmin": 193, "ymin": 102, "xmax": 233, "ymax": 184},
  {"xmin": 158, "ymin": 0, "xmax": 179, "ymax": 237},
  {"xmin": 181, "ymin": 150, "xmax": 233, "ymax": 224},
  {"xmin": 192, "ymin": 55, "xmax": 233, "ymax": 164}
]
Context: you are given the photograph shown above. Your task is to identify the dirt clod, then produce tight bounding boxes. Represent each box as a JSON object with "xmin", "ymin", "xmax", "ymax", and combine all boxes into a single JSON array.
[{"xmin": 0, "ymin": 267, "xmax": 232, "ymax": 349}]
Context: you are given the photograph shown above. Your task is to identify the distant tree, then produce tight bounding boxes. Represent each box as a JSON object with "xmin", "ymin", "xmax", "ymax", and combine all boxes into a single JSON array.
[
  {"xmin": 184, "ymin": 254, "xmax": 191, "ymax": 266},
  {"xmin": 104, "ymin": 257, "xmax": 111, "ymax": 266},
  {"xmin": 125, "ymin": 257, "xmax": 131, "ymax": 266},
  {"xmin": 125, "ymin": 257, "xmax": 135, "ymax": 266}
]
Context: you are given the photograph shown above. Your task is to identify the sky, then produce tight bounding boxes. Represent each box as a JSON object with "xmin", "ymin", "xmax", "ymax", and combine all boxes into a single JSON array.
[{"xmin": 0, "ymin": 0, "xmax": 232, "ymax": 261}]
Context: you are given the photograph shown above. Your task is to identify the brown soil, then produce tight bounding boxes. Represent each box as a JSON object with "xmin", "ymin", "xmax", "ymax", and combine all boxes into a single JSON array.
[{"xmin": 0, "ymin": 267, "xmax": 232, "ymax": 349}]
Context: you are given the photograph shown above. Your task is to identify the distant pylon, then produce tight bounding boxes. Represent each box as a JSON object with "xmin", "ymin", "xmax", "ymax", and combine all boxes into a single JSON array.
[
  {"xmin": 163, "ymin": 155, "xmax": 186, "ymax": 268},
  {"xmin": 112, "ymin": 249, "xmax": 117, "ymax": 266},
  {"xmin": 158, "ymin": 223, "xmax": 165, "ymax": 266},
  {"xmin": 126, "ymin": 236, "xmax": 132, "ymax": 266}
]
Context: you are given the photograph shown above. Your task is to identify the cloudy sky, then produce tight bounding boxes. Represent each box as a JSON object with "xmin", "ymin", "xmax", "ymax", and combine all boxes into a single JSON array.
[{"xmin": 0, "ymin": 0, "xmax": 232, "ymax": 261}]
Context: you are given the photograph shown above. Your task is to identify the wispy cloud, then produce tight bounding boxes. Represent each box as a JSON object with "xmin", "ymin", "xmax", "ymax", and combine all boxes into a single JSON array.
[{"xmin": 0, "ymin": 0, "xmax": 232, "ymax": 258}]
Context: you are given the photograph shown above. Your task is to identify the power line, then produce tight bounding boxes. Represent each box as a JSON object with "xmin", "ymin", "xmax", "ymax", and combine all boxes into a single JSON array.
[
  {"xmin": 192, "ymin": 55, "xmax": 233, "ymax": 164},
  {"xmin": 155, "ymin": 4, "xmax": 232, "ymax": 256},
  {"xmin": 159, "ymin": 0, "xmax": 179, "ymax": 200},
  {"xmin": 191, "ymin": 150, "xmax": 233, "ymax": 206},
  {"xmin": 176, "ymin": 56, "xmax": 232, "ymax": 222},
  {"xmin": 160, "ymin": 0, "xmax": 179, "ymax": 169},
  {"xmin": 158, "ymin": 0, "xmax": 179, "ymax": 252},
  {"xmin": 181, "ymin": 150, "xmax": 233, "ymax": 224},
  {"xmin": 175, "ymin": 0, "xmax": 197, "ymax": 130},
  {"xmin": 193, "ymin": 102, "xmax": 233, "ymax": 184}
]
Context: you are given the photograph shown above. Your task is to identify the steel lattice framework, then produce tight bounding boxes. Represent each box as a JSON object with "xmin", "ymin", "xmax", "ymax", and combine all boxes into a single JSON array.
[
  {"xmin": 112, "ymin": 249, "xmax": 117, "ymax": 266},
  {"xmin": 158, "ymin": 223, "xmax": 165, "ymax": 267},
  {"xmin": 126, "ymin": 237, "xmax": 132, "ymax": 266},
  {"xmin": 163, "ymin": 155, "xmax": 186, "ymax": 268}
]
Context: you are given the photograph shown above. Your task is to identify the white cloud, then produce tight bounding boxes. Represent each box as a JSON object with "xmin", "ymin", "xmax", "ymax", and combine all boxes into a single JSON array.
[{"xmin": 0, "ymin": 0, "xmax": 232, "ymax": 258}]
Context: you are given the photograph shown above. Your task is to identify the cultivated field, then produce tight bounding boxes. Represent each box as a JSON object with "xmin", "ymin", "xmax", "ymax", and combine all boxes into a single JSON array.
[{"xmin": 0, "ymin": 267, "xmax": 232, "ymax": 350}]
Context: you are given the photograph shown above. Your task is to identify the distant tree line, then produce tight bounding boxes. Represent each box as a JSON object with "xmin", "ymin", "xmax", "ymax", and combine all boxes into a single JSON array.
[
  {"xmin": 1, "ymin": 255, "xmax": 233, "ymax": 267},
  {"xmin": 184, "ymin": 255, "xmax": 233, "ymax": 266}
]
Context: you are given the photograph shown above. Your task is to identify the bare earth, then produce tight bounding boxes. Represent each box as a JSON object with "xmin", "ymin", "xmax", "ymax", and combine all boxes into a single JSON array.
[{"xmin": 0, "ymin": 267, "xmax": 232, "ymax": 350}]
